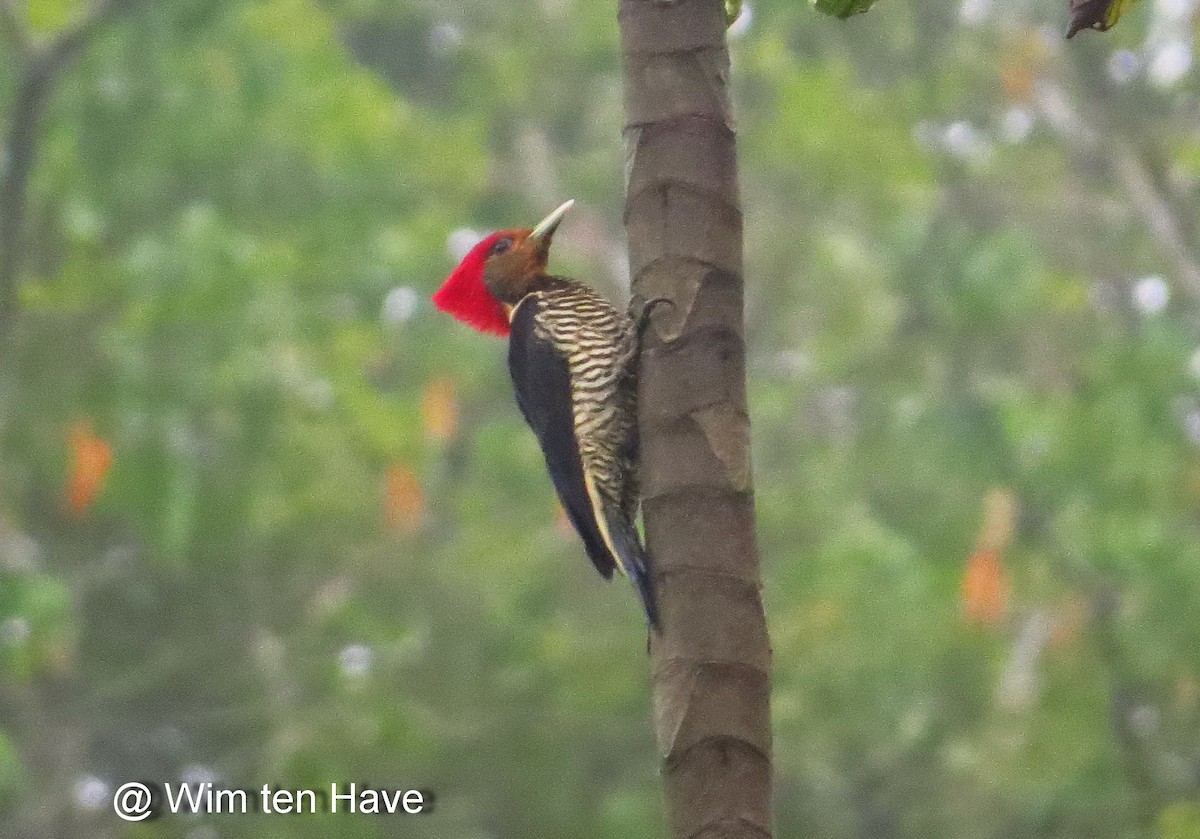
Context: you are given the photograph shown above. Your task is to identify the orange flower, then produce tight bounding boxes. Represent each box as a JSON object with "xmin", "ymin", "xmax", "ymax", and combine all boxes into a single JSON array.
[
  {"xmin": 384, "ymin": 464, "xmax": 423, "ymax": 533},
  {"xmin": 420, "ymin": 377, "xmax": 459, "ymax": 443},
  {"xmin": 65, "ymin": 422, "xmax": 113, "ymax": 515},
  {"xmin": 997, "ymin": 30, "xmax": 1050, "ymax": 103},
  {"xmin": 961, "ymin": 548, "xmax": 1010, "ymax": 626}
]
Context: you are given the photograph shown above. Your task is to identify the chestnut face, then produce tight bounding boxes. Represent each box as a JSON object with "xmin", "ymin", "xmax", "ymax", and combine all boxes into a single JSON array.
[{"xmin": 481, "ymin": 229, "xmax": 551, "ymax": 305}]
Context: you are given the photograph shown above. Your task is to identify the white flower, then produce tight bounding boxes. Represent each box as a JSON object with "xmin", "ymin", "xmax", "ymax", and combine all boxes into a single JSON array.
[
  {"xmin": 1108, "ymin": 50, "xmax": 1140, "ymax": 85},
  {"xmin": 1148, "ymin": 41, "xmax": 1191, "ymax": 87},
  {"xmin": 382, "ymin": 287, "xmax": 419, "ymax": 325},
  {"xmin": 447, "ymin": 228, "xmax": 485, "ymax": 262},
  {"xmin": 960, "ymin": 0, "xmax": 991, "ymax": 25},
  {"xmin": 339, "ymin": 644, "xmax": 373, "ymax": 678},
  {"xmin": 1132, "ymin": 275, "xmax": 1169, "ymax": 314},
  {"xmin": 999, "ymin": 107, "xmax": 1034, "ymax": 144},
  {"xmin": 74, "ymin": 776, "xmax": 110, "ymax": 811}
]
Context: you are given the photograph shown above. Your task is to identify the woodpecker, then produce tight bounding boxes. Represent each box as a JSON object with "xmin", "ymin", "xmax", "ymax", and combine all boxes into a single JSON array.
[{"xmin": 432, "ymin": 200, "xmax": 658, "ymax": 627}]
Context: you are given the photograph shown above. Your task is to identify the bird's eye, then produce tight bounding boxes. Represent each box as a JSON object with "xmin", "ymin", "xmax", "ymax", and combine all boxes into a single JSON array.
[{"xmin": 489, "ymin": 237, "xmax": 513, "ymax": 256}]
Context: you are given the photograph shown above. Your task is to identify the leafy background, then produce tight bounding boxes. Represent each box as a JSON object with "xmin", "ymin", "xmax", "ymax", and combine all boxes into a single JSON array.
[{"xmin": 2, "ymin": 0, "xmax": 1199, "ymax": 836}]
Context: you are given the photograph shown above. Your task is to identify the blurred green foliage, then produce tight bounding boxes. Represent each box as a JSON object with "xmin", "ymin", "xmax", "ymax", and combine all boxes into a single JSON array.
[
  {"xmin": 812, "ymin": 0, "xmax": 879, "ymax": 21},
  {"xmin": 2, "ymin": 0, "xmax": 1199, "ymax": 837}
]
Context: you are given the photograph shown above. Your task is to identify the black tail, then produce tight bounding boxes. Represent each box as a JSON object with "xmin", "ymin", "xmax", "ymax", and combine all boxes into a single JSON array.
[{"xmin": 602, "ymin": 502, "xmax": 660, "ymax": 629}]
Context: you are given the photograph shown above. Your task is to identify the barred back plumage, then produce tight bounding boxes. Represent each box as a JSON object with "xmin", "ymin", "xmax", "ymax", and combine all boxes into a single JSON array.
[{"xmin": 523, "ymin": 277, "xmax": 640, "ymax": 522}]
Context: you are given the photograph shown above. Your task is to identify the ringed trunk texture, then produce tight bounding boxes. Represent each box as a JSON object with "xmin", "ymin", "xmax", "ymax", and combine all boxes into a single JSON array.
[{"xmin": 619, "ymin": 2, "xmax": 773, "ymax": 837}]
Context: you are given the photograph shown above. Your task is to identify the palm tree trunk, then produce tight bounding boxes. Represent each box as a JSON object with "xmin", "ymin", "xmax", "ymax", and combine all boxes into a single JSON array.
[{"xmin": 619, "ymin": 2, "xmax": 773, "ymax": 836}]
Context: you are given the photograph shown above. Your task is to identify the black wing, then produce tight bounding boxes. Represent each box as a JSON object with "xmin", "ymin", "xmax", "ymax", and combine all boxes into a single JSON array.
[{"xmin": 508, "ymin": 297, "xmax": 616, "ymax": 579}]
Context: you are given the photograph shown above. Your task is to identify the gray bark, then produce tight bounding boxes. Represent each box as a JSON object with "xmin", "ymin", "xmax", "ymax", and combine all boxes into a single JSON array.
[{"xmin": 619, "ymin": 2, "xmax": 773, "ymax": 837}]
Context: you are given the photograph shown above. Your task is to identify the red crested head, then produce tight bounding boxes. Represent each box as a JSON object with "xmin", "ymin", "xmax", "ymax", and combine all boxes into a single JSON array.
[
  {"xmin": 432, "ymin": 231, "xmax": 515, "ymax": 337},
  {"xmin": 433, "ymin": 200, "xmax": 574, "ymax": 338}
]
